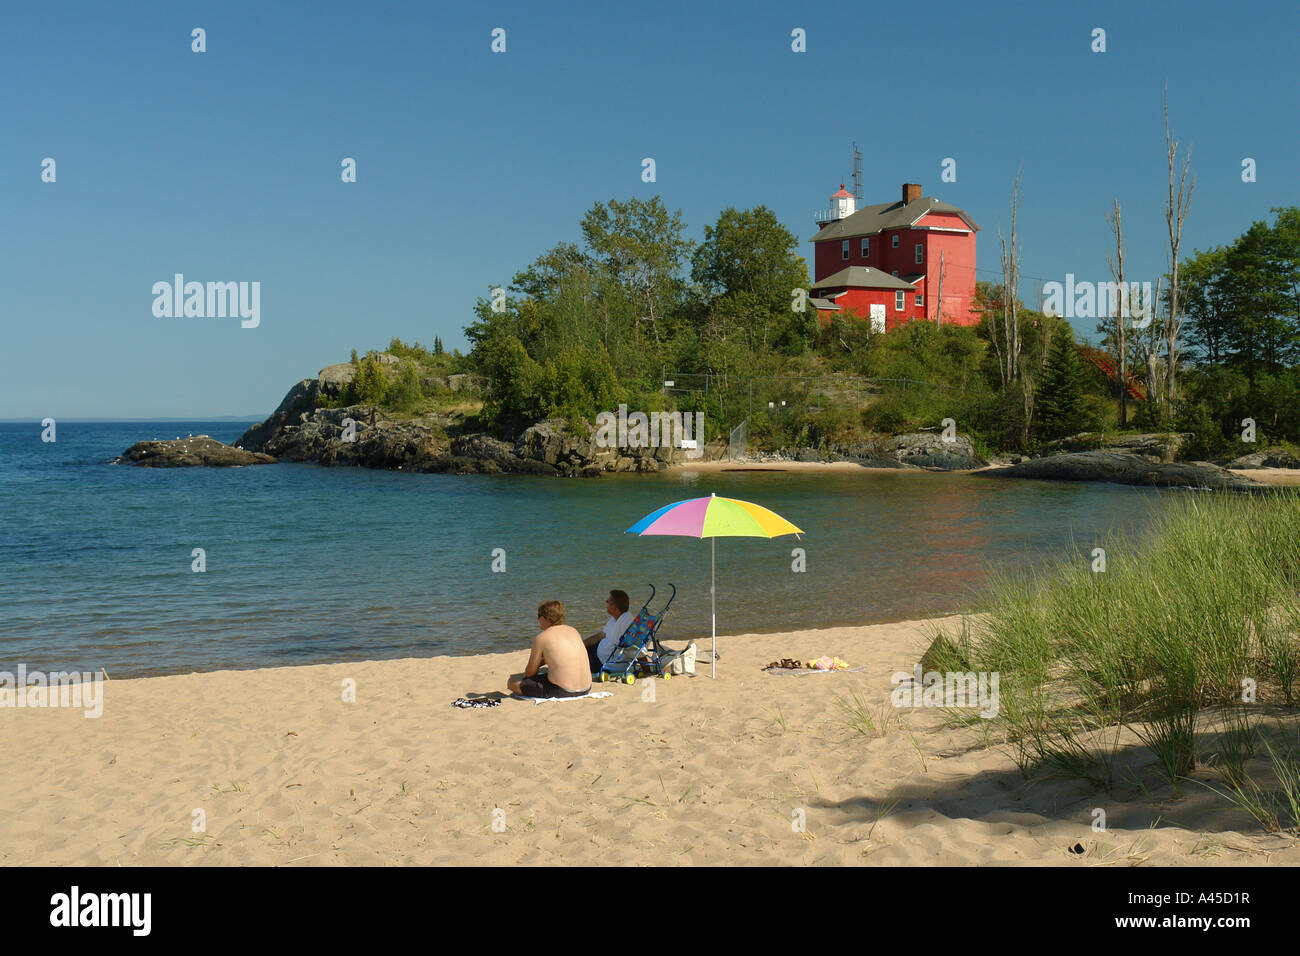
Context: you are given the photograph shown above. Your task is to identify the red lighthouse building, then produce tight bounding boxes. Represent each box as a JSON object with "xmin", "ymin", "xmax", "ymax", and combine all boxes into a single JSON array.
[{"xmin": 809, "ymin": 182, "xmax": 980, "ymax": 332}]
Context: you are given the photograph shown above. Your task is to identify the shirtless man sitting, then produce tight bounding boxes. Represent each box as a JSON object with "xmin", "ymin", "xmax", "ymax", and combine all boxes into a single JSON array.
[{"xmin": 506, "ymin": 600, "xmax": 592, "ymax": 698}]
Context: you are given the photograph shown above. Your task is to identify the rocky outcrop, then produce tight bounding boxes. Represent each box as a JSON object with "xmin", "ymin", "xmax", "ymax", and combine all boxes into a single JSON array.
[
  {"xmin": 230, "ymin": 369, "xmax": 702, "ymax": 476},
  {"xmin": 117, "ymin": 436, "xmax": 276, "ymax": 467},
  {"xmin": 980, "ymin": 451, "xmax": 1266, "ymax": 491},
  {"xmin": 755, "ymin": 432, "xmax": 986, "ymax": 470},
  {"xmin": 1222, "ymin": 447, "xmax": 1300, "ymax": 470},
  {"xmin": 878, "ymin": 432, "xmax": 986, "ymax": 470},
  {"xmin": 235, "ymin": 377, "xmax": 321, "ymax": 451},
  {"xmin": 1036, "ymin": 432, "xmax": 1190, "ymax": 463}
]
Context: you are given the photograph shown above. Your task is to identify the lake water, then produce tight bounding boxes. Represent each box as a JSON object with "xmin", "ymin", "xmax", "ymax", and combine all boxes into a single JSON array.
[{"xmin": 1, "ymin": 420, "xmax": 1174, "ymax": 677}]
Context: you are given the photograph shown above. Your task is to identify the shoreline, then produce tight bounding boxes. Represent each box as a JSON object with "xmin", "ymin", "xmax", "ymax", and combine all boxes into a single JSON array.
[
  {"xmin": 4, "ymin": 613, "xmax": 1294, "ymax": 866},
  {"xmin": 670, "ymin": 458, "xmax": 1300, "ymax": 486},
  {"xmin": 668, "ymin": 459, "xmax": 992, "ymax": 475}
]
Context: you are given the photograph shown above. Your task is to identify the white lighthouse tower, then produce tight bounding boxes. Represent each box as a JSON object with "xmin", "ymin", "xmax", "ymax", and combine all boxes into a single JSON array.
[{"xmin": 816, "ymin": 183, "xmax": 856, "ymax": 227}]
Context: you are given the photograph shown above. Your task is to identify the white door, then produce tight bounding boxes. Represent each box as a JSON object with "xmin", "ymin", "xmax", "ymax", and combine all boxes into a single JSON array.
[{"xmin": 869, "ymin": 303, "xmax": 886, "ymax": 334}]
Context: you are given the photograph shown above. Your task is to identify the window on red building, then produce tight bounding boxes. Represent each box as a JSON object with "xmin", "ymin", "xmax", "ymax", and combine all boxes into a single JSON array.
[
  {"xmin": 895, "ymin": 291, "xmax": 904, "ymax": 310},
  {"xmin": 841, "ymin": 240, "xmax": 849, "ymax": 260},
  {"xmin": 915, "ymin": 293, "xmax": 924, "ymax": 307},
  {"xmin": 915, "ymin": 244, "xmax": 923, "ymax": 264},
  {"xmin": 891, "ymin": 234, "xmax": 899, "ymax": 249},
  {"xmin": 861, "ymin": 238, "xmax": 869, "ymax": 257}
]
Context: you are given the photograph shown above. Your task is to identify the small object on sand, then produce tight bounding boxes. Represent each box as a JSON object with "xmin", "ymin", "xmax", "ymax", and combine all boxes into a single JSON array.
[
  {"xmin": 808, "ymin": 656, "xmax": 850, "ymax": 671},
  {"xmin": 764, "ymin": 658, "xmax": 803, "ymax": 671},
  {"xmin": 452, "ymin": 697, "xmax": 500, "ymax": 709},
  {"xmin": 1068, "ymin": 843, "xmax": 1085, "ymax": 855}
]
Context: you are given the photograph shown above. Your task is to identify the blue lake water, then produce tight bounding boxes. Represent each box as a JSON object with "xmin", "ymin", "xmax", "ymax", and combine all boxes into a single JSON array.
[{"xmin": 0, "ymin": 420, "xmax": 1174, "ymax": 677}]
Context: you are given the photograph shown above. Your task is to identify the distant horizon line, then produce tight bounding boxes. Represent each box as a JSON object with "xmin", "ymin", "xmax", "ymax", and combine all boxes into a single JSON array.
[{"xmin": 0, "ymin": 416, "xmax": 266, "ymax": 423}]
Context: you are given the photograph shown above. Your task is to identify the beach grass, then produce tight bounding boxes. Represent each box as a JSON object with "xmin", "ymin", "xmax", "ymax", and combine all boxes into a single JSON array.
[{"xmin": 940, "ymin": 491, "xmax": 1300, "ymax": 820}]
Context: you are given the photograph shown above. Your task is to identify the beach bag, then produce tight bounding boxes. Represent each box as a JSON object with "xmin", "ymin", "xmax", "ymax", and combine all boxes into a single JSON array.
[{"xmin": 664, "ymin": 641, "xmax": 697, "ymax": 676}]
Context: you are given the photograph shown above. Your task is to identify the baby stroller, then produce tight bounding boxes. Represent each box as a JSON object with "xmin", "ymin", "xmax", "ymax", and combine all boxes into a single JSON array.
[{"xmin": 596, "ymin": 583, "xmax": 676, "ymax": 685}]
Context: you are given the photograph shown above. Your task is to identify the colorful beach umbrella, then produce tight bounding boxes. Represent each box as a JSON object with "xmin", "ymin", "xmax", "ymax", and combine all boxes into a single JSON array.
[{"xmin": 626, "ymin": 493, "xmax": 804, "ymax": 678}]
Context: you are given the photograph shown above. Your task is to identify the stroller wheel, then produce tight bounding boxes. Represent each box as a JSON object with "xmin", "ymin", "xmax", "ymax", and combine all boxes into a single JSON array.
[
  {"xmin": 662, "ymin": 672, "xmax": 671, "ymax": 681},
  {"xmin": 624, "ymin": 674, "xmax": 635, "ymax": 685},
  {"xmin": 600, "ymin": 672, "xmax": 608, "ymax": 682}
]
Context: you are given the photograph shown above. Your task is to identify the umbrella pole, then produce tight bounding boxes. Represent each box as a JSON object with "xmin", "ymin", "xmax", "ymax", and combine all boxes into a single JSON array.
[{"xmin": 711, "ymin": 537, "xmax": 716, "ymax": 679}]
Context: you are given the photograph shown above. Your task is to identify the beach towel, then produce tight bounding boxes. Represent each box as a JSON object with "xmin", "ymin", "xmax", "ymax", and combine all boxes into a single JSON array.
[
  {"xmin": 452, "ymin": 697, "xmax": 500, "ymax": 708},
  {"xmin": 763, "ymin": 666, "xmax": 869, "ymax": 676},
  {"xmin": 522, "ymin": 690, "xmax": 613, "ymax": 705}
]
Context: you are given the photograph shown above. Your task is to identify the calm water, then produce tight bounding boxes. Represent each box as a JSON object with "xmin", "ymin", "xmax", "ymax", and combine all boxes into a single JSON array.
[{"xmin": 1, "ymin": 421, "xmax": 1175, "ymax": 677}]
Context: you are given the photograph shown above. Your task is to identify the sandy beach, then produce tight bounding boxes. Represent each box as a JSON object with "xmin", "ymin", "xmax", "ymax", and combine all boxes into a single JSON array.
[
  {"xmin": 669, "ymin": 460, "xmax": 986, "ymax": 474},
  {"xmin": 4, "ymin": 615, "xmax": 1296, "ymax": 867},
  {"xmin": 1229, "ymin": 468, "xmax": 1300, "ymax": 487}
]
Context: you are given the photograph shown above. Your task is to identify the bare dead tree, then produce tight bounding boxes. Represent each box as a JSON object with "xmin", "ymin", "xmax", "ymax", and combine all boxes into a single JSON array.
[
  {"xmin": 995, "ymin": 168, "xmax": 1024, "ymax": 387},
  {"xmin": 1105, "ymin": 198, "xmax": 1129, "ymax": 426},
  {"xmin": 1133, "ymin": 275, "xmax": 1167, "ymax": 420},
  {"xmin": 1163, "ymin": 88, "xmax": 1195, "ymax": 412}
]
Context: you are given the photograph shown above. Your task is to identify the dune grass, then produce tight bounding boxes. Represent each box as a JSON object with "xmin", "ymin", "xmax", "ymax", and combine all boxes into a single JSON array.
[{"xmin": 937, "ymin": 491, "xmax": 1300, "ymax": 823}]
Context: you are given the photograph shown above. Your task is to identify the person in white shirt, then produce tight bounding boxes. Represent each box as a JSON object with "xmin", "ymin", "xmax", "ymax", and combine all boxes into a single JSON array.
[{"xmin": 584, "ymin": 589, "xmax": 635, "ymax": 672}]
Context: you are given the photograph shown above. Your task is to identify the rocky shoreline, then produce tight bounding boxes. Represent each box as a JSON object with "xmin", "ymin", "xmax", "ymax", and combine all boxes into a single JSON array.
[
  {"xmin": 115, "ymin": 363, "xmax": 1297, "ymax": 490},
  {"xmin": 978, "ymin": 451, "xmax": 1268, "ymax": 492}
]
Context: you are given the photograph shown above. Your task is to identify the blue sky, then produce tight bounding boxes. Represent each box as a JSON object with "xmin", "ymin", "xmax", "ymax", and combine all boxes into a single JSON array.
[{"xmin": 4, "ymin": 0, "xmax": 1297, "ymax": 417}]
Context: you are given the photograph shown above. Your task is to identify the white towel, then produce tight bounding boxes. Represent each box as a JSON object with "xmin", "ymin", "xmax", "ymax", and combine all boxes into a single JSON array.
[{"xmin": 524, "ymin": 691, "xmax": 613, "ymax": 705}]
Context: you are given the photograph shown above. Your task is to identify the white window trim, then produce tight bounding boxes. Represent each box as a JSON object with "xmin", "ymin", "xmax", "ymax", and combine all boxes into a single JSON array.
[
  {"xmin": 841, "ymin": 240, "xmax": 850, "ymax": 260},
  {"xmin": 915, "ymin": 293, "xmax": 924, "ymax": 306},
  {"xmin": 915, "ymin": 243, "xmax": 924, "ymax": 264},
  {"xmin": 861, "ymin": 238, "xmax": 869, "ymax": 257},
  {"xmin": 895, "ymin": 291, "xmax": 905, "ymax": 310},
  {"xmin": 891, "ymin": 234, "xmax": 899, "ymax": 248}
]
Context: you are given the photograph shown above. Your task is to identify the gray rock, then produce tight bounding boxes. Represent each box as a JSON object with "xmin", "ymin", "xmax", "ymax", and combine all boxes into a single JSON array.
[
  {"xmin": 317, "ymin": 363, "xmax": 357, "ymax": 394},
  {"xmin": 118, "ymin": 436, "xmax": 276, "ymax": 467},
  {"xmin": 981, "ymin": 451, "xmax": 1266, "ymax": 491},
  {"xmin": 516, "ymin": 419, "xmax": 575, "ymax": 465},
  {"xmin": 1037, "ymin": 432, "xmax": 1189, "ymax": 463},
  {"xmin": 1223, "ymin": 447, "xmax": 1300, "ymax": 470},
  {"xmin": 452, "ymin": 434, "xmax": 521, "ymax": 469},
  {"xmin": 881, "ymin": 432, "xmax": 986, "ymax": 470}
]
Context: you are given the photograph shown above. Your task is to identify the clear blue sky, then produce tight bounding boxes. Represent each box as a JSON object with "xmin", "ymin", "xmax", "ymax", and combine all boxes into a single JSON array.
[{"xmin": 4, "ymin": 0, "xmax": 1297, "ymax": 417}]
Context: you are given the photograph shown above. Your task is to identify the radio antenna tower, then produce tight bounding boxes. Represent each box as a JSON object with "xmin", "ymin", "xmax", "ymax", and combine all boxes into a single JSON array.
[{"xmin": 851, "ymin": 142, "xmax": 864, "ymax": 205}]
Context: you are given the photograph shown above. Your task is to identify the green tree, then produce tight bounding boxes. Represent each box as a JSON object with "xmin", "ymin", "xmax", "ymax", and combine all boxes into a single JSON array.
[
  {"xmin": 476, "ymin": 335, "xmax": 543, "ymax": 431},
  {"xmin": 1035, "ymin": 325, "xmax": 1092, "ymax": 440},
  {"xmin": 344, "ymin": 353, "xmax": 388, "ymax": 406},
  {"xmin": 691, "ymin": 206, "xmax": 811, "ymax": 353},
  {"xmin": 580, "ymin": 196, "xmax": 694, "ymax": 348}
]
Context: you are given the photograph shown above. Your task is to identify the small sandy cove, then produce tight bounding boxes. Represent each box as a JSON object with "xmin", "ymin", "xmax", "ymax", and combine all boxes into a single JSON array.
[{"xmin": 4, "ymin": 616, "xmax": 1297, "ymax": 866}]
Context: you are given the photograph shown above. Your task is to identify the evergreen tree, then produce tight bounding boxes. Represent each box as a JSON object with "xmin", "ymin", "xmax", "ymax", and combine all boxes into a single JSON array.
[
  {"xmin": 433, "ymin": 336, "xmax": 444, "ymax": 355},
  {"xmin": 1036, "ymin": 325, "xmax": 1091, "ymax": 440}
]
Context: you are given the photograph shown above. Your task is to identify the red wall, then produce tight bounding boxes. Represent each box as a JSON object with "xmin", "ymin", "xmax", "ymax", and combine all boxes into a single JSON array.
[
  {"xmin": 915, "ymin": 212, "xmax": 978, "ymax": 326},
  {"xmin": 815, "ymin": 287, "xmax": 920, "ymax": 332},
  {"xmin": 811, "ymin": 208, "xmax": 978, "ymax": 330}
]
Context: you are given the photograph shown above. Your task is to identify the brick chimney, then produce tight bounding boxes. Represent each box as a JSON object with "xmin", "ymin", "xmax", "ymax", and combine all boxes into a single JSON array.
[{"xmin": 903, "ymin": 183, "xmax": 922, "ymax": 203}]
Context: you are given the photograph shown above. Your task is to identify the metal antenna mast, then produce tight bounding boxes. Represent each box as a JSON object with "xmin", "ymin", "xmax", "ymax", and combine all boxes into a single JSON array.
[{"xmin": 851, "ymin": 142, "xmax": 864, "ymax": 205}]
